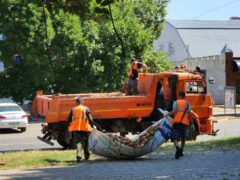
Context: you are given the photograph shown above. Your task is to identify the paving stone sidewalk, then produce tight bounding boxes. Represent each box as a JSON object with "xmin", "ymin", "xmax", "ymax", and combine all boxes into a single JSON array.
[
  {"xmin": 213, "ymin": 105, "xmax": 240, "ymax": 116},
  {"xmin": 1, "ymin": 149, "xmax": 240, "ymax": 180}
]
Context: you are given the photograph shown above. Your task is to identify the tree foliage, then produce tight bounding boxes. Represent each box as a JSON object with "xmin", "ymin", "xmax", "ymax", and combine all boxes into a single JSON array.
[{"xmin": 0, "ymin": 0, "xmax": 171, "ymax": 103}]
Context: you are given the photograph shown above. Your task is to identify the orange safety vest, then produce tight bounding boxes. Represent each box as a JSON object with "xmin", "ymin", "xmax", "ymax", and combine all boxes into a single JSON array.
[
  {"xmin": 128, "ymin": 61, "xmax": 140, "ymax": 78},
  {"xmin": 68, "ymin": 105, "xmax": 90, "ymax": 132},
  {"xmin": 173, "ymin": 99, "xmax": 190, "ymax": 125}
]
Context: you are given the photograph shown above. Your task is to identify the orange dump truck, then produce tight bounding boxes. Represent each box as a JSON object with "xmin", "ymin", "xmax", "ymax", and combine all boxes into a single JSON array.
[{"xmin": 32, "ymin": 67, "xmax": 217, "ymax": 148}]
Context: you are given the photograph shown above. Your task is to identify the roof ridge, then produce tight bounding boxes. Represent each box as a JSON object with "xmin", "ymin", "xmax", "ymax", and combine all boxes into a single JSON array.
[{"xmin": 166, "ymin": 19, "xmax": 240, "ymax": 29}]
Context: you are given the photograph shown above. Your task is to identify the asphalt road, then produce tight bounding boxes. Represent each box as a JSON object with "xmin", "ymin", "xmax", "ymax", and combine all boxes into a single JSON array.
[
  {"xmin": 0, "ymin": 115, "xmax": 240, "ymax": 152},
  {"xmin": 0, "ymin": 123, "xmax": 61, "ymax": 152}
]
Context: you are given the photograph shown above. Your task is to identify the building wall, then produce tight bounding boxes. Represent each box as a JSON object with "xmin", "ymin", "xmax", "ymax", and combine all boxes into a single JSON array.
[
  {"xmin": 153, "ymin": 22, "xmax": 189, "ymax": 63},
  {"xmin": 185, "ymin": 55, "xmax": 226, "ymax": 105},
  {"xmin": 225, "ymin": 52, "xmax": 240, "ymax": 104}
]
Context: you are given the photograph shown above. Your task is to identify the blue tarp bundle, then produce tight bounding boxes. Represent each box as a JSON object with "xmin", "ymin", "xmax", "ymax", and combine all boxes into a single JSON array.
[{"xmin": 89, "ymin": 117, "xmax": 172, "ymax": 159}]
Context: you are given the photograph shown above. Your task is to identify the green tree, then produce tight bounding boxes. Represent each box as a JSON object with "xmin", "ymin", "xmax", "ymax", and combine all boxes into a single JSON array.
[
  {"xmin": 0, "ymin": 0, "xmax": 171, "ymax": 103},
  {"xmin": 0, "ymin": 2, "xmax": 55, "ymax": 103}
]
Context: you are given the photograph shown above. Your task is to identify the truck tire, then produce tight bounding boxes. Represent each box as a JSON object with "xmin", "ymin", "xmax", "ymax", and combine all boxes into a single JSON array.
[
  {"xmin": 55, "ymin": 121, "xmax": 75, "ymax": 149},
  {"xmin": 111, "ymin": 119, "xmax": 127, "ymax": 133},
  {"xmin": 57, "ymin": 132, "xmax": 77, "ymax": 149},
  {"xmin": 186, "ymin": 123, "xmax": 198, "ymax": 141},
  {"xmin": 57, "ymin": 136, "xmax": 70, "ymax": 149}
]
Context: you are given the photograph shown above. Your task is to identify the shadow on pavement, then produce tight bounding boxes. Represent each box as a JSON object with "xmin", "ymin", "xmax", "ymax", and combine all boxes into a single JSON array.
[
  {"xmin": 0, "ymin": 129, "xmax": 22, "ymax": 134},
  {"xmin": 0, "ymin": 157, "xmax": 158, "ymax": 180},
  {"xmin": 0, "ymin": 147, "xmax": 63, "ymax": 153}
]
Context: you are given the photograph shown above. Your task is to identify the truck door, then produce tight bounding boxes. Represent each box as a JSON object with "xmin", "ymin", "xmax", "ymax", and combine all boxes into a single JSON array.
[{"xmin": 185, "ymin": 80, "xmax": 211, "ymax": 133}]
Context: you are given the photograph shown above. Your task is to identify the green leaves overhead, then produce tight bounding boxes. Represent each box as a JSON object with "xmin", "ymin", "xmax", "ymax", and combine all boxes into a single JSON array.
[
  {"xmin": 94, "ymin": 7, "xmax": 109, "ymax": 15},
  {"xmin": 94, "ymin": 0, "xmax": 114, "ymax": 15},
  {"xmin": 0, "ymin": 0, "xmax": 171, "ymax": 103},
  {"xmin": 100, "ymin": 0, "xmax": 114, "ymax": 6},
  {"xmin": 96, "ymin": 0, "xmax": 114, "ymax": 6}
]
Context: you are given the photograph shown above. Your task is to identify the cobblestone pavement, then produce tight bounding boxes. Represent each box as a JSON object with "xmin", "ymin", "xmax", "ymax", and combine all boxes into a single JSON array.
[{"xmin": 1, "ymin": 149, "xmax": 240, "ymax": 180}]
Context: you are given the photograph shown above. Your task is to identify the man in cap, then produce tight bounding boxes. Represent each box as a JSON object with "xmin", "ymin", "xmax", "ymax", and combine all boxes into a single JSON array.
[{"xmin": 68, "ymin": 96, "xmax": 94, "ymax": 162}]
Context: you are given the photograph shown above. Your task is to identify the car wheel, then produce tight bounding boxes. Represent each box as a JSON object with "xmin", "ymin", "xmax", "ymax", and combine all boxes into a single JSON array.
[{"xmin": 19, "ymin": 127, "xmax": 26, "ymax": 132}]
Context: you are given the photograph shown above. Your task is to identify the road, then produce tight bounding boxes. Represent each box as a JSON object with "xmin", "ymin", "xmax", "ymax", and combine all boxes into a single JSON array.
[
  {"xmin": 0, "ymin": 115, "xmax": 239, "ymax": 152},
  {"xmin": 197, "ymin": 116, "xmax": 240, "ymax": 141},
  {"xmin": 0, "ymin": 123, "xmax": 61, "ymax": 152}
]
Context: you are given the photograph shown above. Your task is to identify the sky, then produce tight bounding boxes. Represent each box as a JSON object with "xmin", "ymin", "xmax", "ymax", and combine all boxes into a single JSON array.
[{"xmin": 166, "ymin": 0, "xmax": 240, "ymax": 20}]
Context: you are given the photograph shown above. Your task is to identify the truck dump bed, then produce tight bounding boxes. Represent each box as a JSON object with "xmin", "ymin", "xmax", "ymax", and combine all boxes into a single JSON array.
[{"xmin": 32, "ymin": 74, "xmax": 157, "ymax": 123}]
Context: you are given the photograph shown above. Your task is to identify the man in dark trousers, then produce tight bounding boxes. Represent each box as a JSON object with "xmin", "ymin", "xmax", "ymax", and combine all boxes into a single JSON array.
[
  {"xmin": 127, "ymin": 58, "xmax": 148, "ymax": 95},
  {"xmin": 68, "ymin": 96, "xmax": 94, "ymax": 162},
  {"xmin": 165, "ymin": 91, "xmax": 194, "ymax": 159}
]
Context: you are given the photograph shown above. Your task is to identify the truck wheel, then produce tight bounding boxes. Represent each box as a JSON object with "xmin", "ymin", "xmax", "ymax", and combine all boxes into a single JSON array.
[
  {"xmin": 111, "ymin": 120, "xmax": 126, "ymax": 132},
  {"xmin": 186, "ymin": 124, "xmax": 198, "ymax": 141},
  {"xmin": 55, "ymin": 122, "xmax": 73, "ymax": 149},
  {"xmin": 188, "ymin": 130, "xmax": 197, "ymax": 141},
  {"xmin": 57, "ymin": 133, "xmax": 78, "ymax": 149},
  {"xmin": 57, "ymin": 136, "xmax": 70, "ymax": 149}
]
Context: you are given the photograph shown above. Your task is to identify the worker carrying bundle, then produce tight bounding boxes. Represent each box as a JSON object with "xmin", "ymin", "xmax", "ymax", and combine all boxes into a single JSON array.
[{"xmin": 89, "ymin": 110, "xmax": 172, "ymax": 159}]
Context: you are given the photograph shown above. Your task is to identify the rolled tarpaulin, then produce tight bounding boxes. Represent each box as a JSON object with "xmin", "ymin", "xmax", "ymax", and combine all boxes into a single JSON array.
[{"xmin": 88, "ymin": 116, "xmax": 172, "ymax": 159}]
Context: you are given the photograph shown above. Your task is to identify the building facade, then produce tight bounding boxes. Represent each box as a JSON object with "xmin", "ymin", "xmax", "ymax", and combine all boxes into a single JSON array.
[
  {"xmin": 154, "ymin": 19, "xmax": 240, "ymax": 64},
  {"xmin": 185, "ymin": 52, "xmax": 240, "ymax": 105}
]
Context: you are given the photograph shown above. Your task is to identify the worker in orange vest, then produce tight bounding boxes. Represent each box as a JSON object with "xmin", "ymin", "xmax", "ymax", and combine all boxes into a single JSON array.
[
  {"xmin": 68, "ymin": 96, "xmax": 94, "ymax": 162},
  {"xmin": 127, "ymin": 58, "xmax": 148, "ymax": 95},
  {"xmin": 165, "ymin": 91, "xmax": 194, "ymax": 159}
]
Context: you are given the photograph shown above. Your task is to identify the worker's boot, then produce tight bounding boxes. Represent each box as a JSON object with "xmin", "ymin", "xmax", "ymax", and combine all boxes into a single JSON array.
[
  {"xmin": 175, "ymin": 147, "xmax": 180, "ymax": 159},
  {"xmin": 76, "ymin": 156, "xmax": 82, "ymax": 163},
  {"xmin": 85, "ymin": 152, "xmax": 90, "ymax": 161},
  {"xmin": 179, "ymin": 148, "xmax": 184, "ymax": 157}
]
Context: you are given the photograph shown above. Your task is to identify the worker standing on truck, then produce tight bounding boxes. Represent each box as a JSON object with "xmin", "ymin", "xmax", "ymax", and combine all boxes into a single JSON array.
[
  {"xmin": 127, "ymin": 58, "xmax": 148, "ymax": 95},
  {"xmin": 164, "ymin": 91, "xmax": 194, "ymax": 159},
  {"xmin": 68, "ymin": 96, "xmax": 94, "ymax": 163}
]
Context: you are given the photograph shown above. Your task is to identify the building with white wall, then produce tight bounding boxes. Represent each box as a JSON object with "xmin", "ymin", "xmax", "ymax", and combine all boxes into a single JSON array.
[
  {"xmin": 153, "ymin": 19, "xmax": 240, "ymax": 64},
  {"xmin": 185, "ymin": 55, "xmax": 225, "ymax": 104},
  {"xmin": 185, "ymin": 52, "xmax": 240, "ymax": 105}
]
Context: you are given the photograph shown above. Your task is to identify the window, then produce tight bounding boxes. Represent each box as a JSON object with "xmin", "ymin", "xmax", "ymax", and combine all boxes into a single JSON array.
[
  {"xmin": 0, "ymin": 105, "xmax": 22, "ymax": 112},
  {"xmin": 168, "ymin": 43, "xmax": 174, "ymax": 54},
  {"xmin": 159, "ymin": 44, "xmax": 164, "ymax": 51},
  {"xmin": 186, "ymin": 81, "xmax": 205, "ymax": 94}
]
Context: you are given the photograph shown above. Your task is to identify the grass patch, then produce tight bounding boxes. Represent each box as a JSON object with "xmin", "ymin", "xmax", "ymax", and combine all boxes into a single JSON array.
[
  {"xmin": 153, "ymin": 136, "xmax": 240, "ymax": 156},
  {"xmin": 0, "ymin": 137, "xmax": 240, "ymax": 170},
  {"xmin": 0, "ymin": 150, "xmax": 105, "ymax": 170},
  {"xmin": 0, "ymin": 150, "xmax": 75, "ymax": 170}
]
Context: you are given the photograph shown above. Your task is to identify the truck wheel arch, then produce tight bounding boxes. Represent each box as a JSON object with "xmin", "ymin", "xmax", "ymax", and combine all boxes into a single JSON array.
[{"xmin": 191, "ymin": 111, "xmax": 200, "ymax": 134}]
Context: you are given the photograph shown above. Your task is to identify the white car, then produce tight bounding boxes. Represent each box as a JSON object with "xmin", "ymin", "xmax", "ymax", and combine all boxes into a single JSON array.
[{"xmin": 0, "ymin": 103, "xmax": 28, "ymax": 132}]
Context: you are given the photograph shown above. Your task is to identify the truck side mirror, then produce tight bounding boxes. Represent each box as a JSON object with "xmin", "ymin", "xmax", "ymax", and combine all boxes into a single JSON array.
[{"xmin": 208, "ymin": 77, "xmax": 215, "ymax": 84}]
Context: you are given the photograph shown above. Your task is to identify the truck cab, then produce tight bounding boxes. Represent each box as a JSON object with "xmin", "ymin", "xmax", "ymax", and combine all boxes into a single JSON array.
[{"xmin": 152, "ymin": 69, "xmax": 215, "ymax": 140}]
